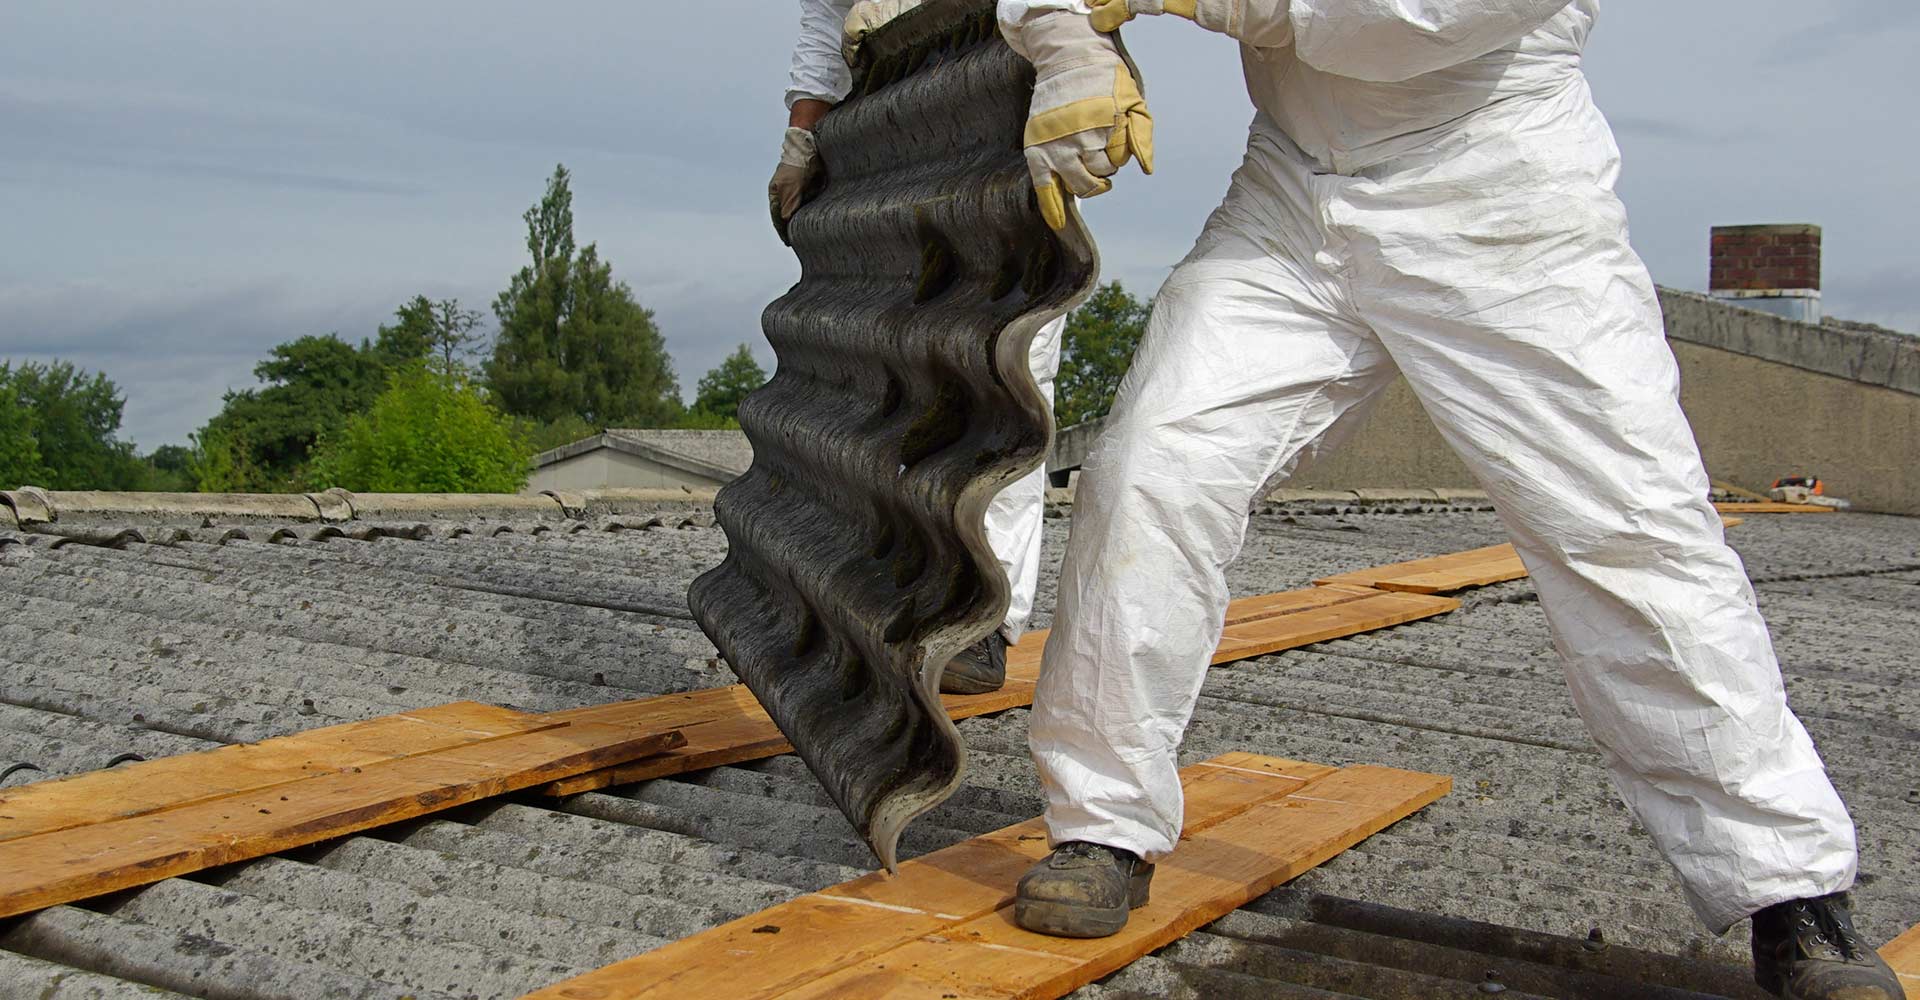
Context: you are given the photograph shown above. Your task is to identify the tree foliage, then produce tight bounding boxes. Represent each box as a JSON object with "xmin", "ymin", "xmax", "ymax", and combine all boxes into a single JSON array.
[
  {"xmin": 0, "ymin": 360, "xmax": 145, "ymax": 490},
  {"xmin": 306, "ymin": 363, "xmax": 532, "ymax": 494},
  {"xmin": 384, "ymin": 295, "xmax": 485, "ymax": 372},
  {"xmin": 485, "ymin": 165, "xmax": 681, "ymax": 427},
  {"xmin": 1055, "ymin": 281, "xmax": 1150, "ymax": 427},
  {"xmin": 0, "ymin": 375, "xmax": 49, "ymax": 488},
  {"xmin": 691, "ymin": 344, "xmax": 767, "ymax": 423},
  {"xmin": 191, "ymin": 294, "xmax": 485, "ymax": 490},
  {"xmin": 195, "ymin": 334, "xmax": 393, "ymax": 490}
]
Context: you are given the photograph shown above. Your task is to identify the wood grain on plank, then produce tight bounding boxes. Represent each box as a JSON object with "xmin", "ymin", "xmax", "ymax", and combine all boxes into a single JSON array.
[
  {"xmin": 541, "ymin": 585, "xmax": 1450, "ymax": 797},
  {"xmin": 1711, "ymin": 501, "xmax": 1834, "ymax": 514},
  {"xmin": 0, "ymin": 724, "xmax": 683, "ymax": 919},
  {"xmin": 522, "ymin": 756, "xmax": 1442, "ymax": 1000},
  {"xmin": 1314, "ymin": 543, "xmax": 1526, "ymax": 593},
  {"xmin": 1213, "ymin": 589, "xmax": 1458, "ymax": 662},
  {"xmin": 780, "ymin": 766, "xmax": 1450, "ymax": 1000},
  {"xmin": 1881, "ymin": 921, "xmax": 1920, "ymax": 1000},
  {"xmin": 522, "ymin": 753, "xmax": 1342, "ymax": 1000},
  {"xmin": 1318, "ymin": 544, "xmax": 1529, "ymax": 595},
  {"xmin": 0, "ymin": 701, "xmax": 553, "ymax": 844}
]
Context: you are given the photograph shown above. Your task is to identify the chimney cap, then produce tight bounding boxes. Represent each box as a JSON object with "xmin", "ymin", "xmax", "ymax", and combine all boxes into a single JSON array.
[{"xmin": 1711, "ymin": 223, "xmax": 1821, "ymax": 238}]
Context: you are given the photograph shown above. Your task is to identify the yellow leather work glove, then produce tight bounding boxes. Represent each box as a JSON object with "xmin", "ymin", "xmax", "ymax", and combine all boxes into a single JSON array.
[
  {"xmin": 842, "ymin": 0, "xmax": 925, "ymax": 64},
  {"xmin": 1089, "ymin": 0, "xmax": 1295, "ymax": 45},
  {"xmin": 1003, "ymin": 11, "xmax": 1154, "ymax": 231}
]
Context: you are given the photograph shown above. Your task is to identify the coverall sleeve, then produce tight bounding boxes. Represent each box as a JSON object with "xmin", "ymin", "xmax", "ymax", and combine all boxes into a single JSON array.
[
  {"xmin": 1288, "ymin": 0, "xmax": 1576, "ymax": 82},
  {"xmin": 787, "ymin": 0, "xmax": 858, "ymax": 109}
]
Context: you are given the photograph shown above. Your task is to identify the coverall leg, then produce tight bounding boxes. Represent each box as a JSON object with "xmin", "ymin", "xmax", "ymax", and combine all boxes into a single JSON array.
[{"xmin": 1033, "ymin": 91, "xmax": 1856, "ymax": 932}]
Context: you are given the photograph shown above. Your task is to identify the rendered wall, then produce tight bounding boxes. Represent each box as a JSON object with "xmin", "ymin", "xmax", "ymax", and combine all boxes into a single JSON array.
[
  {"xmin": 1053, "ymin": 290, "xmax": 1918, "ymax": 514},
  {"xmin": 525, "ymin": 449, "xmax": 728, "ymax": 494},
  {"xmin": 1672, "ymin": 341, "xmax": 1919, "ymax": 515}
]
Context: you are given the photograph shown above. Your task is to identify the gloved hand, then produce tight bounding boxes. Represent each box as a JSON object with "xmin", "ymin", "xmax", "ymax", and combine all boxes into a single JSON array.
[
  {"xmin": 1087, "ymin": 0, "xmax": 1295, "ymax": 46},
  {"xmin": 1004, "ymin": 11, "xmax": 1154, "ymax": 231},
  {"xmin": 842, "ymin": 0, "xmax": 924, "ymax": 64},
  {"xmin": 767, "ymin": 126, "xmax": 822, "ymax": 246},
  {"xmin": 1089, "ymin": 0, "xmax": 1176, "ymax": 33}
]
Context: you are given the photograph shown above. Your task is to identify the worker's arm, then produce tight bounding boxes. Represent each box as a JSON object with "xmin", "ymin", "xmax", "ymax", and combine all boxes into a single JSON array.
[
  {"xmin": 1078, "ymin": 0, "xmax": 1575, "ymax": 82},
  {"xmin": 772, "ymin": 0, "xmax": 856, "ymax": 244},
  {"xmin": 787, "ymin": 0, "xmax": 857, "ymax": 112},
  {"xmin": 997, "ymin": 2, "xmax": 1153, "ymax": 230}
]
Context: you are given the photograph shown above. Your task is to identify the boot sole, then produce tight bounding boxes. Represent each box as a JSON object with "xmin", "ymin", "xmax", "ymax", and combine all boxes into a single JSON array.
[
  {"xmin": 938, "ymin": 674, "xmax": 1006, "ymax": 695},
  {"xmin": 1014, "ymin": 865, "xmax": 1154, "ymax": 939}
]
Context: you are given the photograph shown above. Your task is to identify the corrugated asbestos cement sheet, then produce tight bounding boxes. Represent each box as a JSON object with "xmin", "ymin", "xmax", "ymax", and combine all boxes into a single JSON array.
[{"xmin": 688, "ymin": 0, "xmax": 1097, "ymax": 870}]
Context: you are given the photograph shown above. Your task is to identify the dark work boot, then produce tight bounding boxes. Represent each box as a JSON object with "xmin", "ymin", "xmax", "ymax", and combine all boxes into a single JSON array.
[
  {"xmin": 939, "ymin": 632, "xmax": 1007, "ymax": 695},
  {"xmin": 1751, "ymin": 893, "xmax": 1902, "ymax": 999},
  {"xmin": 1014, "ymin": 841, "xmax": 1154, "ymax": 938}
]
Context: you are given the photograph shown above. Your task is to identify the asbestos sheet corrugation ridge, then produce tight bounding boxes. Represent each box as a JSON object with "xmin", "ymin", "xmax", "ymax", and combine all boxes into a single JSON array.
[
  {"xmin": 688, "ymin": 0, "xmax": 1097, "ymax": 869},
  {"xmin": 1, "ymin": 508, "xmax": 1913, "ymax": 996}
]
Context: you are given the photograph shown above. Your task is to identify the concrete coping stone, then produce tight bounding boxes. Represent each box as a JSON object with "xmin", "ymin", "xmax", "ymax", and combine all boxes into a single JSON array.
[
  {"xmin": 342, "ymin": 492, "xmax": 565, "ymax": 521},
  {"xmin": 37, "ymin": 490, "xmax": 324, "ymax": 525},
  {"xmin": 307, "ymin": 489, "xmax": 354, "ymax": 522},
  {"xmin": 540, "ymin": 489, "xmax": 587, "ymax": 517},
  {"xmin": 1657, "ymin": 287, "xmax": 1920, "ymax": 396},
  {"xmin": 0, "ymin": 487, "xmax": 56, "ymax": 524},
  {"xmin": 1267, "ymin": 489, "xmax": 1361, "ymax": 503},
  {"xmin": 1352, "ymin": 487, "xmax": 1444, "ymax": 503}
]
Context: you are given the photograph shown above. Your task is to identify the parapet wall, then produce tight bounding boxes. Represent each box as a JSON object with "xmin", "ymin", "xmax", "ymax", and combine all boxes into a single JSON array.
[{"xmin": 1053, "ymin": 288, "xmax": 1920, "ymax": 515}]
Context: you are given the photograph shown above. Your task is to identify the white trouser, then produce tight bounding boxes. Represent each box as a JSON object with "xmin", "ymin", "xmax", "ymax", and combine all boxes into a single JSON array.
[
  {"xmin": 987, "ymin": 316, "xmax": 1064, "ymax": 643},
  {"xmin": 1030, "ymin": 86, "xmax": 1857, "ymax": 933}
]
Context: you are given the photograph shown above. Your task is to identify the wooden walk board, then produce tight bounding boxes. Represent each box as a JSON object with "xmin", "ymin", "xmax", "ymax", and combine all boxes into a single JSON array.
[
  {"xmin": 1883, "ymin": 922, "xmax": 1920, "ymax": 1000},
  {"xmin": 1713, "ymin": 501, "xmax": 1834, "ymax": 513},
  {"xmin": 0, "ymin": 715, "xmax": 683, "ymax": 919},
  {"xmin": 0, "ymin": 701, "xmax": 552, "ymax": 844},
  {"xmin": 540, "ymin": 586, "xmax": 1456, "ymax": 797},
  {"xmin": 523, "ymin": 752, "xmax": 1448, "ymax": 1000},
  {"xmin": 1213, "ymin": 585, "xmax": 1458, "ymax": 662},
  {"xmin": 1314, "ymin": 543, "xmax": 1528, "ymax": 594}
]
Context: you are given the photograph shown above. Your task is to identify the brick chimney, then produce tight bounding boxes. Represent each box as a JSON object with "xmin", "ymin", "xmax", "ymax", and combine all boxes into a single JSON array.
[{"xmin": 1708, "ymin": 223, "xmax": 1821, "ymax": 323}]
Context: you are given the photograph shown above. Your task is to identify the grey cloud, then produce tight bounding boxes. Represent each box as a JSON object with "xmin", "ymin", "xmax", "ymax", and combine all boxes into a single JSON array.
[{"xmin": 1764, "ymin": 2, "xmax": 1920, "ymax": 65}]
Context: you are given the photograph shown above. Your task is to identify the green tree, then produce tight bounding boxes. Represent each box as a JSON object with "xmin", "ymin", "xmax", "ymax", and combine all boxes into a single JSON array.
[
  {"xmin": 196, "ymin": 334, "xmax": 389, "ymax": 490},
  {"xmin": 380, "ymin": 295, "xmax": 485, "ymax": 373},
  {"xmin": 139, "ymin": 444, "xmax": 196, "ymax": 493},
  {"xmin": 0, "ymin": 375, "xmax": 48, "ymax": 488},
  {"xmin": 0, "ymin": 360, "xmax": 144, "ymax": 489},
  {"xmin": 307, "ymin": 364, "xmax": 533, "ymax": 494},
  {"xmin": 691, "ymin": 344, "xmax": 767, "ymax": 423},
  {"xmin": 486, "ymin": 165, "xmax": 681, "ymax": 426},
  {"xmin": 1055, "ymin": 281, "xmax": 1150, "ymax": 427}
]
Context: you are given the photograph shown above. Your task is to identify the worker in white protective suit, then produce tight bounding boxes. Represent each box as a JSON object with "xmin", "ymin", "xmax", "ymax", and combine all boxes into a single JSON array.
[
  {"xmin": 994, "ymin": 2, "xmax": 1899, "ymax": 997},
  {"xmin": 773, "ymin": 0, "xmax": 1065, "ymax": 695}
]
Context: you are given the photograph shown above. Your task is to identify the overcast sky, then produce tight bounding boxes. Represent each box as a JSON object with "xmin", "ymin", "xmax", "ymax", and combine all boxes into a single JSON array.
[{"xmin": 2, "ymin": 1, "xmax": 1915, "ymax": 450}]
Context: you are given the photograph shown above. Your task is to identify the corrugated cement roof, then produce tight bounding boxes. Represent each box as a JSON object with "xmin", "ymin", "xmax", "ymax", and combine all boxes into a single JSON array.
[{"xmin": 0, "ymin": 500, "xmax": 1914, "ymax": 999}]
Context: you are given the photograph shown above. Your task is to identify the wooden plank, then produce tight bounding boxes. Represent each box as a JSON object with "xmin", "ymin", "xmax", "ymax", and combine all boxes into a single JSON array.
[
  {"xmin": 1882, "ymin": 922, "xmax": 1920, "ymax": 1000},
  {"xmin": 1712, "ymin": 501, "xmax": 1834, "ymax": 514},
  {"xmin": 545, "ymin": 582, "xmax": 1460, "ymax": 797},
  {"xmin": 1212, "ymin": 589, "xmax": 1459, "ymax": 662},
  {"xmin": 0, "ymin": 723, "xmax": 684, "ymax": 919},
  {"xmin": 1720, "ymin": 515, "xmax": 1745, "ymax": 528},
  {"xmin": 522, "ymin": 756, "xmax": 1443, "ymax": 1000},
  {"xmin": 780, "ymin": 765, "xmax": 1450, "ymax": 1000},
  {"xmin": 0, "ymin": 701, "xmax": 552, "ymax": 844},
  {"xmin": 541, "ymin": 585, "xmax": 1452, "ymax": 797},
  {"xmin": 522, "ymin": 753, "xmax": 1345, "ymax": 1000},
  {"xmin": 1314, "ymin": 543, "xmax": 1527, "ymax": 593}
]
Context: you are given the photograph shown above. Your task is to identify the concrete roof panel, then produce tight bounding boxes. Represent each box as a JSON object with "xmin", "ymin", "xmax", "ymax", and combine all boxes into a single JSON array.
[{"xmin": 0, "ymin": 504, "xmax": 1913, "ymax": 996}]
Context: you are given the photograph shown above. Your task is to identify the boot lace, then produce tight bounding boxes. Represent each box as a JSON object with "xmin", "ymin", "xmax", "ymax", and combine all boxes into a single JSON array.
[{"xmin": 1787, "ymin": 895, "xmax": 1867, "ymax": 962}]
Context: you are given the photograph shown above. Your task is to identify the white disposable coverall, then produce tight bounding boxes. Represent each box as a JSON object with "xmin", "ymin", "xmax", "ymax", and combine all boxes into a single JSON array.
[
  {"xmin": 1000, "ymin": 0, "xmax": 1857, "ymax": 932},
  {"xmin": 790, "ymin": 0, "xmax": 1064, "ymax": 642}
]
